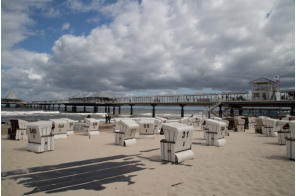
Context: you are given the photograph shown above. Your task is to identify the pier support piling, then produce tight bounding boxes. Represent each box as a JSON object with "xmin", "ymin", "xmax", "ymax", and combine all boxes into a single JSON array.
[
  {"xmin": 113, "ymin": 106, "xmax": 115, "ymax": 115},
  {"xmin": 230, "ymin": 107, "xmax": 234, "ymax": 117},
  {"xmin": 152, "ymin": 104, "xmax": 156, "ymax": 117},
  {"xmin": 64, "ymin": 105, "xmax": 67, "ymax": 112},
  {"xmin": 94, "ymin": 106, "xmax": 98, "ymax": 113},
  {"xmin": 72, "ymin": 106, "xmax": 77, "ymax": 112},
  {"xmin": 290, "ymin": 105, "xmax": 295, "ymax": 116},
  {"xmin": 130, "ymin": 105, "xmax": 134, "ymax": 116},
  {"xmin": 118, "ymin": 106, "xmax": 121, "ymax": 114},
  {"xmin": 239, "ymin": 108, "xmax": 243, "ymax": 116},
  {"xmin": 108, "ymin": 106, "xmax": 110, "ymax": 113},
  {"xmin": 219, "ymin": 106, "xmax": 222, "ymax": 118},
  {"xmin": 180, "ymin": 104, "xmax": 185, "ymax": 118},
  {"xmin": 83, "ymin": 106, "xmax": 86, "ymax": 113}
]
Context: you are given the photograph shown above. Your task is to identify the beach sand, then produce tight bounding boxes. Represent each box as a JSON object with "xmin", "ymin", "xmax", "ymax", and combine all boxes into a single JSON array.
[{"xmin": 1, "ymin": 128, "xmax": 294, "ymax": 196}]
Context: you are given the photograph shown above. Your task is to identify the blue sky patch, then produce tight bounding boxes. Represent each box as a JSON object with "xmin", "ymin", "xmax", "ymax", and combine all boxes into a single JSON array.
[{"xmin": 16, "ymin": 0, "xmax": 116, "ymax": 54}]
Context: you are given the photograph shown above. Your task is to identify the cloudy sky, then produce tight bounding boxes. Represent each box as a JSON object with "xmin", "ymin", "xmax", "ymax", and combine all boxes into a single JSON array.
[{"xmin": 1, "ymin": 0, "xmax": 295, "ymax": 101}]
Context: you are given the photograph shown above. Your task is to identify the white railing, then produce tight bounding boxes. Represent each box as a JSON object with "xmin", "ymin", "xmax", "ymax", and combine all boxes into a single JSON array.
[
  {"xmin": 114, "ymin": 91, "xmax": 249, "ymax": 104},
  {"xmin": 29, "ymin": 90, "xmax": 294, "ymax": 105},
  {"xmin": 31, "ymin": 100, "xmax": 69, "ymax": 104}
]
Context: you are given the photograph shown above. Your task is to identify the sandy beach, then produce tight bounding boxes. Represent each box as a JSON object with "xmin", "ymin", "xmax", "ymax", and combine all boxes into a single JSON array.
[{"xmin": 1, "ymin": 127, "xmax": 294, "ymax": 196}]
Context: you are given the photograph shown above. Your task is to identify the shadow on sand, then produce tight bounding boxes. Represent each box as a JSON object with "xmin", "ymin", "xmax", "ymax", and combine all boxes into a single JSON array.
[
  {"xmin": 139, "ymin": 148, "xmax": 160, "ymax": 153},
  {"xmin": 135, "ymin": 154, "xmax": 163, "ymax": 163},
  {"xmin": 14, "ymin": 147, "xmax": 29, "ymax": 152},
  {"xmin": 263, "ymin": 142, "xmax": 280, "ymax": 146},
  {"xmin": 2, "ymin": 154, "xmax": 147, "ymax": 195},
  {"xmin": 192, "ymin": 142, "xmax": 206, "ymax": 146},
  {"xmin": 266, "ymin": 155, "xmax": 292, "ymax": 161}
]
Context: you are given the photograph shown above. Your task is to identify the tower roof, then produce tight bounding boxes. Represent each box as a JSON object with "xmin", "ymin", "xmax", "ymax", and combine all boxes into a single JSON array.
[
  {"xmin": 5, "ymin": 90, "xmax": 18, "ymax": 100},
  {"xmin": 249, "ymin": 77, "xmax": 276, "ymax": 85}
]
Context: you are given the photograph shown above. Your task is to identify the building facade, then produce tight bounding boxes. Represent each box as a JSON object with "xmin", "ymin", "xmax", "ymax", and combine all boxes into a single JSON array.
[{"xmin": 250, "ymin": 77, "xmax": 280, "ymax": 101}]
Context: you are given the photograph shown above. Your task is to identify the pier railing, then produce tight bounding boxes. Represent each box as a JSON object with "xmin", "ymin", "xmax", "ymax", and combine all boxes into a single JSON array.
[
  {"xmin": 31, "ymin": 100, "xmax": 69, "ymax": 104},
  {"xmin": 113, "ymin": 91, "xmax": 249, "ymax": 104},
  {"xmin": 28, "ymin": 89, "xmax": 294, "ymax": 105}
]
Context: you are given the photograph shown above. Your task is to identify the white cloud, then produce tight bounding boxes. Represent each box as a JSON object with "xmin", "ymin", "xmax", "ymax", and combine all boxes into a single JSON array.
[
  {"xmin": 61, "ymin": 23, "xmax": 71, "ymax": 31},
  {"xmin": 87, "ymin": 17, "xmax": 101, "ymax": 23},
  {"xmin": 44, "ymin": 7, "xmax": 61, "ymax": 17},
  {"xmin": 1, "ymin": 0, "xmax": 62, "ymax": 100},
  {"xmin": 66, "ymin": 0, "xmax": 105, "ymax": 12},
  {"xmin": 2, "ymin": 0, "xmax": 295, "ymax": 100},
  {"xmin": 2, "ymin": 6, "xmax": 34, "ymax": 50}
]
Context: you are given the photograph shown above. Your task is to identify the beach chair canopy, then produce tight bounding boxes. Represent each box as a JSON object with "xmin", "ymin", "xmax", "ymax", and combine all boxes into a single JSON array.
[
  {"xmin": 27, "ymin": 121, "xmax": 53, "ymax": 143},
  {"xmin": 50, "ymin": 119, "xmax": 68, "ymax": 135},
  {"xmin": 162, "ymin": 122, "xmax": 194, "ymax": 152},
  {"xmin": 118, "ymin": 119, "xmax": 139, "ymax": 139},
  {"xmin": 204, "ymin": 119, "xmax": 227, "ymax": 133},
  {"xmin": 85, "ymin": 118, "xmax": 101, "ymax": 130}
]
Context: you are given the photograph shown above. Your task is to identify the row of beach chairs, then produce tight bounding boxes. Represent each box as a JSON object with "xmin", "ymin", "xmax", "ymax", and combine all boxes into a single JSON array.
[
  {"xmin": 2, "ymin": 114, "xmax": 294, "ymax": 163},
  {"xmin": 2, "ymin": 116, "xmax": 198, "ymax": 164},
  {"xmin": 221, "ymin": 115, "xmax": 295, "ymax": 160}
]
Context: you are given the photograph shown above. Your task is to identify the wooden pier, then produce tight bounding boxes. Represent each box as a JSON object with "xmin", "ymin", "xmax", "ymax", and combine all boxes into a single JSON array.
[{"xmin": 16, "ymin": 90, "xmax": 295, "ymax": 118}]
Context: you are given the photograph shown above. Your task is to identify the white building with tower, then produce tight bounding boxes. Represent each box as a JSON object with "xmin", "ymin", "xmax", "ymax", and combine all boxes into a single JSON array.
[{"xmin": 249, "ymin": 77, "xmax": 280, "ymax": 101}]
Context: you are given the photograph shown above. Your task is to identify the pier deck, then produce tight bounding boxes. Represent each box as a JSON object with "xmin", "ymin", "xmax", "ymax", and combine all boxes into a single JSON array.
[{"xmin": 14, "ymin": 90, "xmax": 294, "ymax": 117}]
